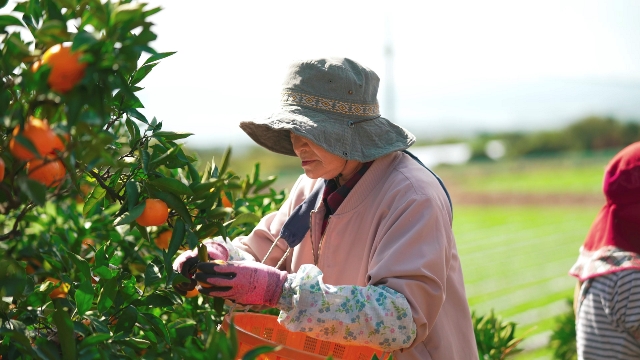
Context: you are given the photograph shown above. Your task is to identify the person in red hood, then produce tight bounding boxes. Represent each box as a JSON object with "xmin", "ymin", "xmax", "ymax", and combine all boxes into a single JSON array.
[{"xmin": 570, "ymin": 141, "xmax": 640, "ymax": 360}]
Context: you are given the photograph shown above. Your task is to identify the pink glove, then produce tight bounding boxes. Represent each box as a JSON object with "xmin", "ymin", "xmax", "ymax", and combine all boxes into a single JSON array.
[
  {"xmin": 172, "ymin": 241, "xmax": 229, "ymax": 296},
  {"xmin": 194, "ymin": 260, "xmax": 287, "ymax": 307}
]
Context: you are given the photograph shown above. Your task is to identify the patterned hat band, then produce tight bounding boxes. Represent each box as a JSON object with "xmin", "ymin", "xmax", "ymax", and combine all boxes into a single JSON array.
[{"xmin": 281, "ymin": 91, "xmax": 380, "ymax": 118}]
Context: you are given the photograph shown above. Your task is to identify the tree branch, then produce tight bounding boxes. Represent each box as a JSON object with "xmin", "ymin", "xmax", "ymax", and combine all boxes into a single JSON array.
[
  {"xmin": 86, "ymin": 169, "xmax": 125, "ymax": 203},
  {"xmin": 0, "ymin": 203, "xmax": 35, "ymax": 241}
]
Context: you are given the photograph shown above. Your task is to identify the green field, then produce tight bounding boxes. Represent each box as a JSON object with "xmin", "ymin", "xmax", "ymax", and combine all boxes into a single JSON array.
[{"xmin": 454, "ymin": 206, "xmax": 594, "ymax": 359}]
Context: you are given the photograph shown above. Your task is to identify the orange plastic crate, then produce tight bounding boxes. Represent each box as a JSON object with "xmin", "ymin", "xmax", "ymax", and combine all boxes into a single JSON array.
[{"xmin": 221, "ymin": 313, "xmax": 384, "ymax": 360}]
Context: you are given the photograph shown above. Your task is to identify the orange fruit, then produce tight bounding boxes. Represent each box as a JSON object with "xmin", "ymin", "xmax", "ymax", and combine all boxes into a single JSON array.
[
  {"xmin": 40, "ymin": 44, "xmax": 87, "ymax": 93},
  {"xmin": 22, "ymin": 257, "xmax": 42, "ymax": 275},
  {"xmin": 155, "ymin": 229, "xmax": 172, "ymax": 250},
  {"xmin": 27, "ymin": 155, "xmax": 66, "ymax": 187},
  {"xmin": 0, "ymin": 157, "xmax": 4, "ymax": 182},
  {"xmin": 196, "ymin": 260, "xmax": 227, "ymax": 289},
  {"xmin": 46, "ymin": 278, "xmax": 70, "ymax": 300},
  {"xmin": 9, "ymin": 117, "xmax": 65, "ymax": 161},
  {"xmin": 185, "ymin": 288, "xmax": 199, "ymax": 298},
  {"xmin": 136, "ymin": 198, "xmax": 169, "ymax": 227},
  {"xmin": 221, "ymin": 193, "xmax": 233, "ymax": 208},
  {"xmin": 81, "ymin": 238, "xmax": 95, "ymax": 248}
]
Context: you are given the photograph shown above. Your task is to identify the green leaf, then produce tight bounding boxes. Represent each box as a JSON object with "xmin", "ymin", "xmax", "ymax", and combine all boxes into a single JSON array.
[
  {"xmin": 18, "ymin": 178, "xmax": 47, "ymax": 206},
  {"xmin": 113, "ymin": 337, "xmax": 150, "ymax": 350},
  {"xmin": 126, "ymin": 181, "xmax": 140, "ymax": 212},
  {"xmin": 194, "ymin": 221, "xmax": 224, "ymax": 240},
  {"xmin": 0, "ymin": 14, "xmax": 24, "ymax": 28},
  {"xmin": 114, "ymin": 305, "xmax": 138, "ymax": 336},
  {"xmin": 114, "ymin": 201, "xmax": 146, "ymax": 226},
  {"xmin": 143, "ymin": 261, "xmax": 162, "ymax": 289},
  {"xmin": 250, "ymin": 163, "xmax": 260, "ymax": 185},
  {"xmin": 142, "ymin": 293, "xmax": 176, "ymax": 307},
  {"xmin": 226, "ymin": 213, "xmax": 261, "ymax": 228},
  {"xmin": 214, "ymin": 297, "xmax": 225, "ymax": 318},
  {"xmin": 68, "ymin": 252, "xmax": 91, "ymax": 283},
  {"xmin": 139, "ymin": 312, "xmax": 171, "ymax": 345},
  {"xmin": 77, "ymin": 333, "xmax": 111, "ymax": 350},
  {"xmin": 254, "ymin": 176, "xmax": 278, "ymax": 193},
  {"xmin": 135, "ymin": 223, "xmax": 150, "ymax": 242},
  {"xmin": 0, "ymin": 327, "xmax": 40, "ymax": 358},
  {"xmin": 141, "ymin": 149, "xmax": 150, "ymax": 174},
  {"xmin": 111, "ymin": 3, "xmax": 143, "ymax": 25},
  {"xmin": 149, "ymin": 177, "xmax": 194, "ymax": 196},
  {"xmin": 34, "ymin": 20, "xmax": 67, "ymax": 44},
  {"xmin": 190, "ymin": 179, "xmax": 221, "ymax": 197},
  {"xmin": 131, "ymin": 63, "xmax": 156, "ymax": 85},
  {"xmin": 187, "ymin": 163, "xmax": 200, "ymax": 184},
  {"xmin": 125, "ymin": 118, "xmax": 141, "ymax": 147},
  {"xmin": 168, "ymin": 219, "xmax": 186, "ymax": 258},
  {"xmin": 75, "ymin": 279, "xmax": 94, "ymax": 318},
  {"xmin": 97, "ymin": 277, "xmax": 119, "ymax": 312},
  {"xmin": 83, "ymin": 185, "xmax": 106, "ymax": 217},
  {"xmin": 93, "ymin": 266, "xmax": 117, "ymax": 280},
  {"xmin": 72, "ymin": 30, "xmax": 98, "ymax": 51},
  {"xmin": 0, "ymin": 258, "xmax": 27, "ymax": 297},
  {"xmin": 143, "ymin": 51, "xmax": 176, "ymax": 66},
  {"xmin": 241, "ymin": 345, "xmax": 279, "ymax": 360},
  {"xmin": 53, "ymin": 306, "xmax": 77, "ymax": 360},
  {"xmin": 127, "ymin": 108, "xmax": 148, "ymax": 124},
  {"xmin": 219, "ymin": 146, "xmax": 232, "ymax": 177},
  {"xmin": 152, "ymin": 131, "xmax": 193, "ymax": 141},
  {"xmin": 148, "ymin": 188, "xmax": 192, "ymax": 226},
  {"xmin": 149, "ymin": 144, "xmax": 181, "ymax": 169}
]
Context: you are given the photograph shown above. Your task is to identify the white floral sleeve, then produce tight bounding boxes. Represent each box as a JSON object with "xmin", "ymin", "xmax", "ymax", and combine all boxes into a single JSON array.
[
  {"xmin": 205, "ymin": 237, "xmax": 256, "ymax": 261},
  {"xmin": 276, "ymin": 264, "xmax": 417, "ymax": 351}
]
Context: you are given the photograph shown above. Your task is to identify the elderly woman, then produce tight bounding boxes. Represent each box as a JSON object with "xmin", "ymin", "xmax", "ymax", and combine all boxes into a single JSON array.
[
  {"xmin": 174, "ymin": 57, "xmax": 477, "ymax": 359},
  {"xmin": 570, "ymin": 142, "xmax": 640, "ymax": 360}
]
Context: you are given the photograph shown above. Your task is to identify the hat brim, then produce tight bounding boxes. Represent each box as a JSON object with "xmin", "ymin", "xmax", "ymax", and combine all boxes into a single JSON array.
[{"xmin": 239, "ymin": 105, "xmax": 415, "ymax": 162}]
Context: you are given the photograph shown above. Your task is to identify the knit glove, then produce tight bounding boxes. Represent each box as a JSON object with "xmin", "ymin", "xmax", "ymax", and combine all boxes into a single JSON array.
[
  {"xmin": 172, "ymin": 241, "xmax": 229, "ymax": 296},
  {"xmin": 194, "ymin": 260, "xmax": 287, "ymax": 307}
]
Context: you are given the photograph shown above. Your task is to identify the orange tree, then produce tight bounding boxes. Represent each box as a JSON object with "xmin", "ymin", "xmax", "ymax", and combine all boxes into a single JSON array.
[{"xmin": 0, "ymin": 0, "xmax": 285, "ymax": 358}]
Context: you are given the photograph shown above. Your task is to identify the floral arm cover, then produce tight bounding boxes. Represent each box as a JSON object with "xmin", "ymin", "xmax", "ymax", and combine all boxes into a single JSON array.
[
  {"xmin": 205, "ymin": 237, "xmax": 256, "ymax": 261},
  {"xmin": 276, "ymin": 264, "xmax": 417, "ymax": 352}
]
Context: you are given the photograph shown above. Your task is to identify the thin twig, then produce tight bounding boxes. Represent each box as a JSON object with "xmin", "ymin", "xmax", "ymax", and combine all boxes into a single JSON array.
[
  {"xmin": 86, "ymin": 169, "xmax": 125, "ymax": 202},
  {"xmin": 0, "ymin": 203, "xmax": 35, "ymax": 241}
]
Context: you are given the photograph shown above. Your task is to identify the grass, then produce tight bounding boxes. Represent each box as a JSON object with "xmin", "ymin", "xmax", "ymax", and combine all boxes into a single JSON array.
[
  {"xmin": 443, "ymin": 151, "xmax": 614, "ymax": 359},
  {"xmin": 436, "ymin": 152, "xmax": 612, "ymax": 195},
  {"xmin": 454, "ymin": 205, "xmax": 595, "ymax": 359}
]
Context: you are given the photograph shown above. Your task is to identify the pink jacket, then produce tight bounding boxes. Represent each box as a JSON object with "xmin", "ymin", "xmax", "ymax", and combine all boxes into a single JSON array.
[{"xmin": 233, "ymin": 151, "xmax": 478, "ymax": 359}]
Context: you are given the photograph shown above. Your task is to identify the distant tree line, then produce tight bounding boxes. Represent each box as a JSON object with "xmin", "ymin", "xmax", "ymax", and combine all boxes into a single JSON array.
[{"xmin": 468, "ymin": 116, "xmax": 640, "ymax": 160}]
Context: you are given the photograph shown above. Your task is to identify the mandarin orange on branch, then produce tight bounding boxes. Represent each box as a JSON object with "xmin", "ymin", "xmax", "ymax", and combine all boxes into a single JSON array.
[
  {"xmin": 27, "ymin": 155, "xmax": 66, "ymax": 187},
  {"xmin": 136, "ymin": 198, "xmax": 169, "ymax": 227},
  {"xmin": 185, "ymin": 288, "xmax": 199, "ymax": 298},
  {"xmin": 221, "ymin": 192, "xmax": 233, "ymax": 208},
  {"xmin": 41, "ymin": 44, "xmax": 87, "ymax": 93},
  {"xmin": 0, "ymin": 157, "xmax": 4, "ymax": 182},
  {"xmin": 46, "ymin": 278, "xmax": 70, "ymax": 300},
  {"xmin": 155, "ymin": 229, "xmax": 172, "ymax": 250},
  {"xmin": 9, "ymin": 117, "xmax": 64, "ymax": 161}
]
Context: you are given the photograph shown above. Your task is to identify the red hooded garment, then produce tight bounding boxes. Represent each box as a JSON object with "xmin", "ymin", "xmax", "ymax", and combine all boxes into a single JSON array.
[{"xmin": 569, "ymin": 142, "xmax": 640, "ymax": 282}]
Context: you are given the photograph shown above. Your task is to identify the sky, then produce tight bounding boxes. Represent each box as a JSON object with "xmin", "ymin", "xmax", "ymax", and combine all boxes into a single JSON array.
[{"xmin": 5, "ymin": 0, "xmax": 640, "ymax": 148}]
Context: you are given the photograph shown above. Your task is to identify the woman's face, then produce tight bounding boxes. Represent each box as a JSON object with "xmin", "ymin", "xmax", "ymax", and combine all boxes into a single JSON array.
[{"xmin": 290, "ymin": 132, "xmax": 346, "ymax": 180}]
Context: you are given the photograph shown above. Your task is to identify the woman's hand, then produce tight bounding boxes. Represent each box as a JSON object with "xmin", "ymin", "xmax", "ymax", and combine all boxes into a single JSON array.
[
  {"xmin": 195, "ymin": 261, "xmax": 287, "ymax": 307},
  {"xmin": 172, "ymin": 241, "xmax": 229, "ymax": 296}
]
